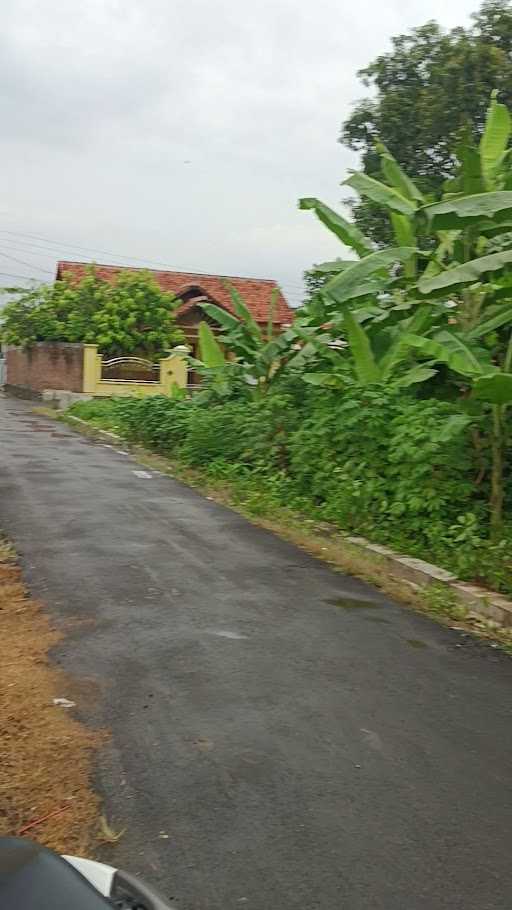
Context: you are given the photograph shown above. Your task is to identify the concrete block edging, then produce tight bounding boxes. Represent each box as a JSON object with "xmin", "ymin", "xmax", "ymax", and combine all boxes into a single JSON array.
[{"xmin": 346, "ymin": 536, "xmax": 512, "ymax": 629}]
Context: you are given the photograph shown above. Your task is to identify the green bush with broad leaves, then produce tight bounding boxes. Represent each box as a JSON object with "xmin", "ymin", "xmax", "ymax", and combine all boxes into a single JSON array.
[{"xmin": 0, "ymin": 267, "xmax": 184, "ymax": 358}]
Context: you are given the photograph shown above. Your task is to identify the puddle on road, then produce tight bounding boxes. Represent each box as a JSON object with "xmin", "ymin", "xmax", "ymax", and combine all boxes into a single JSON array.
[
  {"xmin": 324, "ymin": 596, "xmax": 381, "ymax": 610},
  {"xmin": 405, "ymin": 638, "xmax": 428, "ymax": 649}
]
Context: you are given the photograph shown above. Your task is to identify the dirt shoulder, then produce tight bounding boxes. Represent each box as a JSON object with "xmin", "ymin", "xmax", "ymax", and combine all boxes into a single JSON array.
[{"xmin": 0, "ymin": 539, "xmax": 100, "ymax": 855}]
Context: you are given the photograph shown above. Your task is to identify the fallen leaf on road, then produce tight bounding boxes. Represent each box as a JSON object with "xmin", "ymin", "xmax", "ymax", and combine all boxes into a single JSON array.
[{"xmin": 99, "ymin": 815, "xmax": 125, "ymax": 843}]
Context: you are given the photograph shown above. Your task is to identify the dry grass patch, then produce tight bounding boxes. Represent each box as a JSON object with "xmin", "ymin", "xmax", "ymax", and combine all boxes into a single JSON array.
[{"xmin": 0, "ymin": 545, "xmax": 100, "ymax": 855}]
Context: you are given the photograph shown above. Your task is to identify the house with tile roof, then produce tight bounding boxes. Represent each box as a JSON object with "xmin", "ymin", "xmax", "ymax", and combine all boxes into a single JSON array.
[{"xmin": 56, "ymin": 262, "xmax": 294, "ymax": 359}]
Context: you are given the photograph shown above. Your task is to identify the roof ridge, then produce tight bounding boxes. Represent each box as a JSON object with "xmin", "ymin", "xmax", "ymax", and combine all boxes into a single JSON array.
[{"xmin": 57, "ymin": 260, "xmax": 278, "ymax": 285}]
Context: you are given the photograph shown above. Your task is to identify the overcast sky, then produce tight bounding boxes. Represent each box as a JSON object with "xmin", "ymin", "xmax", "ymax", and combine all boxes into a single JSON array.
[{"xmin": 2, "ymin": 0, "xmax": 478, "ymax": 307}]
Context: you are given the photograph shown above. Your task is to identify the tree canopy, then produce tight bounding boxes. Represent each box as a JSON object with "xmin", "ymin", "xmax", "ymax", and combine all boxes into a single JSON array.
[
  {"xmin": 341, "ymin": 0, "xmax": 512, "ymax": 244},
  {"xmin": 0, "ymin": 268, "xmax": 184, "ymax": 358}
]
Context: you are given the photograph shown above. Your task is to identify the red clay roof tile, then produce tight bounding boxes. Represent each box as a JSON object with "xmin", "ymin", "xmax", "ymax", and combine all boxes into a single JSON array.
[{"xmin": 56, "ymin": 262, "xmax": 294, "ymax": 325}]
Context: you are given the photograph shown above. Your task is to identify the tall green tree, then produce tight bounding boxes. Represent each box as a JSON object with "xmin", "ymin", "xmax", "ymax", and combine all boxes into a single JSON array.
[{"xmin": 342, "ymin": 1, "xmax": 512, "ymax": 244}]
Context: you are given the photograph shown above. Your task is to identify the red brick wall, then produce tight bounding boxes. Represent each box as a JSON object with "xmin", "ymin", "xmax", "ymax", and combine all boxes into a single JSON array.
[{"xmin": 5, "ymin": 343, "xmax": 84, "ymax": 395}]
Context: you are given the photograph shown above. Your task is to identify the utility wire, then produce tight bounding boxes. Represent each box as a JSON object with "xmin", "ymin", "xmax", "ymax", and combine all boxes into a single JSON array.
[
  {"xmin": 0, "ymin": 230, "xmax": 263, "ymax": 280},
  {"xmin": 0, "ymin": 249, "xmax": 53, "ymax": 274},
  {"xmin": 0, "ymin": 271, "xmax": 38, "ymax": 281},
  {"xmin": 0, "ymin": 239, "xmax": 307, "ymax": 294},
  {"xmin": 0, "ymin": 239, "xmax": 64, "ymax": 258},
  {"xmin": 0, "ymin": 228, "xmax": 305, "ymax": 290}
]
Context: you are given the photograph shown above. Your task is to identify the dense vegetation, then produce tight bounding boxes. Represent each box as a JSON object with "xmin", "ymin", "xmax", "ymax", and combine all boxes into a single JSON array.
[
  {"xmin": 69, "ymin": 90, "xmax": 512, "ymax": 597},
  {"xmin": 341, "ymin": 0, "xmax": 512, "ymax": 244},
  {"xmin": 0, "ymin": 268, "xmax": 184, "ymax": 358}
]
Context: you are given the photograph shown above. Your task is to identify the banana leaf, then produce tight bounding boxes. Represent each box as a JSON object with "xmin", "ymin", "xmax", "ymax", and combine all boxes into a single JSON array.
[
  {"xmin": 402, "ymin": 331, "xmax": 485, "ymax": 377},
  {"xmin": 418, "ymin": 249, "xmax": 512, "ymax": 294},
  {"xmin": 343, "ymin": 309, "xmax": 380, "ymax": 383},
  {"xmin": 379, "ymin": 305, "xmax": 434, "ymax": 378},
  {"xmin": 298, "ymin": 198, "xmax": 373, "ymax": 258},
  {"xmin": 376, "ymin": 143, "xmax": 424, "ymax": 203},
  {"xmin": 198, "ymin": 322, "xmax": 226, "ymax": 368},
  {"xmin": 480, "ymin": 92, "xmax": 511, "ymax": 189},
  {"xmin": 390, "ymin": 212, "xmax": 416, "ymax": 247},
  {"xmin": 422, "ymin": 191, "xmax": 512, "ymax": 230},
  {"xmin": 226, "ymin": 284, "xmax": 262, "ymax": 340},
  {"xmin": 390, "ymin": 213, "xmax": 416, "ymax": 276},
  {"xmin": 473, "ymin": 372, "xmax": 512, "ymax": 403},
  {"xmin": 344, "ymin": 172, "xmax": 416, "ymax": 216},
  {"xmin": 200, "ymin": 301, "xmax": 240, "ymax": 331},
  {"xmin": 325, "ymin": 247, "xmax": 417, "ymax": 304},
  {"xmin": 393, "ymin": 364, "xmax": 438, "ymax": 388},
  {"xmin": 465, "ymin": 303, "xmax": 512, "ymax": 340},
  {"xmin": 458, "ymin": 143, "xmax": 484, "ymax": 196}
]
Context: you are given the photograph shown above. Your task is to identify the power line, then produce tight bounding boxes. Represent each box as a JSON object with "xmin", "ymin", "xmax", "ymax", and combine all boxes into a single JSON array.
[
  {"xmin": 0, "ymin": 242, "xmax": 304, "ymax": 295},
  {"xmin": 0, "ymin": 249, "xmax": 53, "ymax": 275},
  {"xmin": 0, "ymin": 239, "xmax": 63, "ymax": 258},
  {"xmin": 0, "ymin": 229, "xmax": 274, "ymax": 282},
  {"xmin": 0, "ymin": 271, "xmax": 38, "ymax": 281},
  {"xmin": 0, "ymin": 228, "xmax": 307, "ymax": 290}
]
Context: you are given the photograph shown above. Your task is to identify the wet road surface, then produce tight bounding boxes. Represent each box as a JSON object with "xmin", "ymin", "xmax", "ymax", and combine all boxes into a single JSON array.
[{"xmin": 1, "ymin": 397, "xmax": 511, "ymax": 909}]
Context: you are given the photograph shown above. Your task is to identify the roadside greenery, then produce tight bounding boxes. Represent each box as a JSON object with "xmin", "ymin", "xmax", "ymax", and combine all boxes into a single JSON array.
[
  {"xmin": 0, "ymin": 268, "xmax": 184, "ymax": 358},
  {"xmin": 302, "ymin": 91, "xmax": 512, "ymax": 540},
  {"xmin": 66, "ymin": 90, "xmax": 512, "ymax": 597}
]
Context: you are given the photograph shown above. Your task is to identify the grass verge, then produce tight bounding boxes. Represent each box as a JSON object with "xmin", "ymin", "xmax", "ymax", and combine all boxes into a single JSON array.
[{"xmin": 0, "ymin": 538, "xmax": 101, "ymax": 854}]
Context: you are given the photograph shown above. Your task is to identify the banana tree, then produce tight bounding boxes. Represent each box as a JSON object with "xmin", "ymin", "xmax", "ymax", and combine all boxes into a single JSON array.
[
  {"xmin": 195, "ymin": 285, "xmax": 326, "ymax": 396},
  {"xmin": 303, "ymin": 305, "xmax": 438, "ymax": 390},
  {"xmin": 301, "ymin": 92, "xmax": 512, "ymax": 537}
]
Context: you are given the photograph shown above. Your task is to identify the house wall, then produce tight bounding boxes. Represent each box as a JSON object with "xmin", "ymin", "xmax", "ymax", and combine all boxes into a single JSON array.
[{"xmin": 5, "ymin": 343, "xmax": 84, "ymax": 397}]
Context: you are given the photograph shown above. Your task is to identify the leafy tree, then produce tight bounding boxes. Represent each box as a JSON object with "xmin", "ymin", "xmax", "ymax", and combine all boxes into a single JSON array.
[
  {"xmin": 342, "ymin": 1, "xmax": 512, "ymax": 244},
  {"xmin": 0, "ymin": 268, "xmax": 184, "ymax": 358}
]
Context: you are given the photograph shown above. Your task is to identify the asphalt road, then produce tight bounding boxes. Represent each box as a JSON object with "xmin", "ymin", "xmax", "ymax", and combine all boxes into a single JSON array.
[{"xmin": 1, "ymin": 397, "xmax": 511, "ymax": 910}]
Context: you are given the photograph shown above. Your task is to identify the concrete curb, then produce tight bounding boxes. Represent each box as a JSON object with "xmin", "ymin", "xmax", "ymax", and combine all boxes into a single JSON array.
[
  {"xmin": 65, "ymin": 415, "xmax": 125, "ymax": 447},
  {"xmin": 63, "ymin": 415, "xmax": 512, "ymax": 631},
  {"xmin": 345, "ymin": 535, "xmax": 512, "ymax": 629}
]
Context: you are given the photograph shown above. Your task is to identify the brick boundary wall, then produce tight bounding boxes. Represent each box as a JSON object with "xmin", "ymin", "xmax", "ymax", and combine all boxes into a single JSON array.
[{"xmin": 5, "ymin": 343, "xmax": 84, "ymax": 397}]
